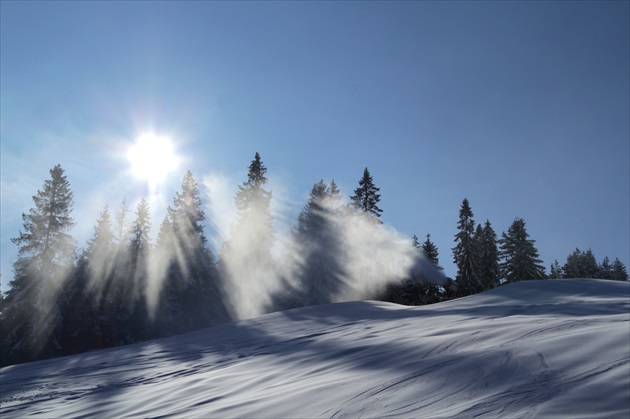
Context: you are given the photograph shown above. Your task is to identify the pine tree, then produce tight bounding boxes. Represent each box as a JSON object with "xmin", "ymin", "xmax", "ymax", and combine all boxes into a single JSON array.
[
  {"xmin": 127, "ymin": 198, "xmax": 152, "ymax": 340},
  {"xmin": 599, "ymin": 256, "xmax": 612, "ymax": 280},
  {"xmin": 166, "ymin": 171, "xmax": 228, "ymax": 331},
  {"xmin": 85, "ymin": 206, "xmax": 116, "ymax": 294},
  {"xmin": 549, "ymin": 259, "xmax": 563, "ymax": 279},
  {"xmin": 235, "ymin": 152, "xmax": 272, "ymax": 216},
  {"xmin": 114, "ymin": 199, "xmax": 132, "ymax": 250},
  {"xmin": 562, "ymin": 248, "xmax": 584, "ymax": 278},
  {"xmin": 152, "ymin": 217, "xmax": 176, "ymax": 334},
  {"xmin": 421, "ymin": 234, "xmax": 442, "ymax": 271},
  {"xmin": 220, "ymin": 152, "xmax": 274, "ymax": 319},
  {"xmin": 562, "ymin": 248, "xmax": 600, "ymax": 279},
  {"xmin": 452, "ymin": 198, "xmax": 482, "ymax": 297},
  {"xmin": 282, "ymin": 180, "xmax": 347, "ymax": 309},
  {"xmin": 476, "ymin": 220, "xmax": 500, "ymax": 290},
  {"xmin": 296, "ymin": 180, "xmax": 329, "ymax": 237},
  {"xmin": 1, "ymin": 165, "xmax": 76, "ymax": 365},
  {"xmin": 350, "ymin": 167, "xmax": 383, "ymax": 222},
  {"xmin": 95, "ymin": 200, "xmax": 135, "ymax": 348},
  {"xmin": 610, "ymin": 258, "xmax": 629, "ymax": 281},
  {"xmin": 499, "ymin": 218, "xmax": 545, "ymax": 282},
  {"xmin": 329, "ymin": 179, "xmax": 341, "ymax": 201},
  {"xmin": 64, "ymin": 205, "xmax": 115, "ymax": 353},
  {"xmin": 582, "ymin": 249, "xmax": 600, "ymax": 278}
]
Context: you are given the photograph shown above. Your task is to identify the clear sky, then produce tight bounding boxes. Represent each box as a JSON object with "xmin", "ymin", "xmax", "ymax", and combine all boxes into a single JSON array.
[{"xmin": 1, "ymin": 1, "xmax": 628, "ymax": 290}]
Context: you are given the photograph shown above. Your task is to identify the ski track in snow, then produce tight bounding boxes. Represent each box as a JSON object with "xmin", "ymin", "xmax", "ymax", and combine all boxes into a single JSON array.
[{"xmin": 1, "ymin": 278, "xmax": 629, "ymax": 418}]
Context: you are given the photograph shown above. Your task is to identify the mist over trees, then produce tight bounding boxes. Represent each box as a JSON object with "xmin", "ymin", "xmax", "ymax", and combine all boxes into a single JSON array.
[{"xmin": 1, "ymin": 159, "xmax": 627, "ymax": 367}]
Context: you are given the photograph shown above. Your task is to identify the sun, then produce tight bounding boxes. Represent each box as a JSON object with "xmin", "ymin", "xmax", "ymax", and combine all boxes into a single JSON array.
[{"xmin": 127, "ymin": 134, "xmax": 179, "ymax": 183}]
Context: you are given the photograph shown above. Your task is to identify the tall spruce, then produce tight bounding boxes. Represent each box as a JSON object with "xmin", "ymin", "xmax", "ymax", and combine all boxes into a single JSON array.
[
  {"xmin": 84, "ymin": 205, "xmax": 116, "ymax": 298},
  {"xmin": 220, "ymin": 153, "xmax": 275, "ymax": 319},
  {"xmin": 165, "ymin": 171, "xmax": 227, "ymax": 332},
  {"xmin": 287, "ymin": 180, "xmax": 346, "ymax": 308},
  {"xmin": 452, "ymin": 198, "xmax": 482, "ymax": 297},
  {"xmin": 350, "ymin": 167, "xmax": 383, "ymax": 222},
  {"xmin": 499, "ymin": 218, "xmax": 545, "ymax": 282},
  {"xmin": 475, "ymin": 220, "xmax": 500, "ymax": 290},
  {"xmin": 1, "ymin": 165, "xmax": 76, "ymax": 366},
  {"xmin": 127, "ymin": 198, "xmax": 152, "ymax": 340},
  {"xmin": 66, "ymin": 205, "xmax": 116, "ymax": 352}
]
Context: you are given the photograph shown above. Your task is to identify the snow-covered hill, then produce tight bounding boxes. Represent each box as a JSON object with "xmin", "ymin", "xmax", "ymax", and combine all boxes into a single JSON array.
[{"xmin": 1, "ymin": 278, "xmax": 628, "ymax": 418}]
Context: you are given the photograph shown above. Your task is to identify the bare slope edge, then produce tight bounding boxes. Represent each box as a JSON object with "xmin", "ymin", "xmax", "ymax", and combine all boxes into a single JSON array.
[{"xmin": 1, "ymin": 278, "xmax": 629, "ymax": 418}]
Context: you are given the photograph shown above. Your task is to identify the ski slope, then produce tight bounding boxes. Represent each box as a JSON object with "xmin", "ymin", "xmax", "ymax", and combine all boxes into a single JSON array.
[{"xmin": 1, "ymin": 278, "xmax": 628, "ymax": 418}]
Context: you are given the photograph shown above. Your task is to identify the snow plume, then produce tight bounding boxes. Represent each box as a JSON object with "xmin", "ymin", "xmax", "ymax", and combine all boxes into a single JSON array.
[{"xmin": 204, "ymin": 175, "xmax": 446, "ymax": 320}]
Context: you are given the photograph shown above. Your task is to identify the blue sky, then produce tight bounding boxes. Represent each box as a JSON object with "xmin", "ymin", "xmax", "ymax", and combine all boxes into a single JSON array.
[{"xmin": 1, "ymin": 1, "xmax": 628, "ymax": 290}]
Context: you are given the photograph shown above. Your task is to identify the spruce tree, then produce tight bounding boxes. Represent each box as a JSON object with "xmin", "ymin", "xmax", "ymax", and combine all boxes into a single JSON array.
[
  {"xmin": 152, "ymin": 217, "xmax": 176, "ymax": 334},
  {"xmin": 599, "ymin": 256, "xmax": 612, "ymax": 280},
  {"xmin": 421, "ymin": 234, "xmax": 442, "ymax": 271},
  {"xmin": 166, "ymin": 171, "xmax": 228, "ymax": 331},
  {"xmin": 549, "ymin": 259, "xmax": 563, "ymax": 279},
  {"xmin": 296, "ymin": 180, "xmax": 329, "ymax": 237},
  {"xmin": 127, "ymin": 198, "xmax": 152, "ymax": 340},
  {"xmin": 562, "ymin": 248, "xmax": 584, "ymax": 278},
  {"xmin": 84, "ymin": 205, "xmax": 117, "ymax": 297},
  {"xmin": 220, "ymin": 152, "xmax": 274, "ymax": 319},
  {"xmin": 64, "ymin": 205, "xmax": 115, "ymax": 353},
  {"xmin": 1, "ymin": 164, "xmax": 76, "ymax": 365},
  {"xmin": 610, "ymin": 258, "xmax": 629, "ymax": 281},
  {"xmin": 582, "ymin": 249, "xmax": 600, "ymax": 278},
  {"xmin": 96, "ymin": 200, "xmax": 134, "ymax": 347},
  {"xmin": 476, "ymin": 220, "xmax": 500, "ymax": 290},
  {"xmin": 350, "ymin": 167, "xmax": 383, "ymax": 222},
  {"xmin": 272, "ymin": 180, "xmax": 346, "ymax": 310},
  {"xmin": 499, "ymin": 218, "xmax": 545, "ymax": 282},
  {"xmin": 562, "ymin": 248, "xmax": 600, "ymax": 278},
  {"xmin": 452, "ymin": 198, "xmax": 482, "ymax": 297}
]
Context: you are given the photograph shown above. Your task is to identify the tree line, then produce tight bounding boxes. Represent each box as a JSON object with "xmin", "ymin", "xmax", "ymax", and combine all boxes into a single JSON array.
[{"xmin": 1, "ymin": 153, "xmax": 627, "ymax": 366}]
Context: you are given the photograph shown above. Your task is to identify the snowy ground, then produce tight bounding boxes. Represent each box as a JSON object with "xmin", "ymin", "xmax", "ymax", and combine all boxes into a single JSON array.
[{"xmin": 1, "ymin": 278, "xmax": 628, "ymax": 418}]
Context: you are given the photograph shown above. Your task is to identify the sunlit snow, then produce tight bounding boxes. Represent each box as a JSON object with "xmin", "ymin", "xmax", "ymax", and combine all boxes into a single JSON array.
[{"xmin": 1, "ymin": 278, "xmax": 628, "ymax": 418}]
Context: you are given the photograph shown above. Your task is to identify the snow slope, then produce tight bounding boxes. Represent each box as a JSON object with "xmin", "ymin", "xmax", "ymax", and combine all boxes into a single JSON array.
[{"xmin": 1, "ymin": 278, "xmax": 628, "ymax": 418}]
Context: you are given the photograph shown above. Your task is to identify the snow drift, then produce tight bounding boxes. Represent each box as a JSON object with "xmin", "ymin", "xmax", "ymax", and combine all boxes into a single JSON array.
[{"xmin": 1, "ymin": 278, "xmax": 628, "ymax": 418}]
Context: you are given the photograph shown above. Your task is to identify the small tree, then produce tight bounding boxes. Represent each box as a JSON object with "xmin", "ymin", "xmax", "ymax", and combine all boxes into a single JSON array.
[
  {"xmin": 350, "ymin": 167, "xmax": 383, "ymax": 222},
  {"xmin": 421, "ymin": 234, "xmax": 442, "ymax": 271},
  {"xmin": 499, "ymin": 218, "xmax": 545, "ymax": 282},
  {"xmin": 549, "ymin": 259, "xmax": 563, "ymax": 279}
]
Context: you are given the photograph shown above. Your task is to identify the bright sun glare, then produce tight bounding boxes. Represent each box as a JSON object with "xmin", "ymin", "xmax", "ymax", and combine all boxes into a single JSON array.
[{"xmin": 127, "ymin": 134, "xmax": 179, "ymax": 183}]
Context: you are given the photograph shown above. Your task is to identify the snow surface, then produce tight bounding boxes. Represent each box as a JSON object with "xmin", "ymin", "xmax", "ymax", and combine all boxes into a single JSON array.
[{"xmin": 1, "ymin": 278, "xmax": 629, "ymax": 418}]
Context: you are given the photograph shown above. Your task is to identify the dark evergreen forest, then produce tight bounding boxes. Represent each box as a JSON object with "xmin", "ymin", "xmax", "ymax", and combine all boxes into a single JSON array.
[{"xmin": 1, "ymin": 156, "xmax": 627, "ymax": 367}]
